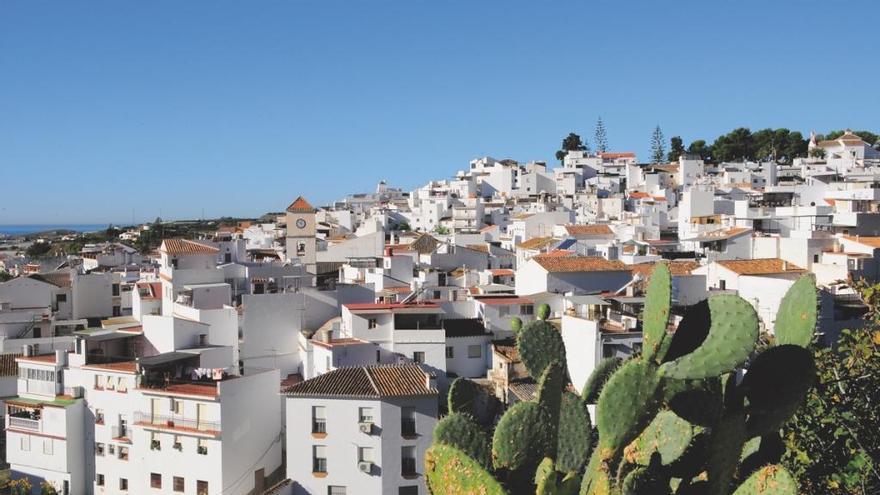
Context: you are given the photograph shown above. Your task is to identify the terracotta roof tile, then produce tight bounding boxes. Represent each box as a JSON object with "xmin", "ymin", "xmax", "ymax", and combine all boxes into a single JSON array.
[
  {"xmin": 842, "ymin": 236, "xmax": 880, "ymax": 248},
  {"xmin": 160, "ymin": 239, "xmax": 219, "ymax": 255},
  {"xmin": 27, "ymin": 272, "xmax": 71, "ymax": 288},
  {"xmin": 516, "ymin": 237, "xmax": 558, "ymax": 250},
  {"xmin": 598, "ymin": 152, "xmax": 636, "ymax": 159},
  {"xmin": 716, "ymin": 258, "xmax": 806, "ymax": 276},
  {"xmin": 0, "ymin": 353, "xmax": 21, "ymax": 377},
  {"xmin": 630, "ymin": 261, "xmax": 700, "ymax": 278},
  {"xmin": 283, "ymin": 364, "xmax": 437, "ymax": 398},
  {"xmin": 563, "ymin": 224, "xmax": 613, "ymax": 236},
  {"xmin": 286, "ymin": 196, "xmax": 315, "ymax": 213},
  {"xmin": 533, "ymin": 256, "xmax": 628, "ymax": 273}
]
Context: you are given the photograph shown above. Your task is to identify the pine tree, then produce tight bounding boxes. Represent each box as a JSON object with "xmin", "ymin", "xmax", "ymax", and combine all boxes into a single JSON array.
[
  {"xmin": 650, "ymin": 125, "xmax": 665, "ymax": 163},
  {"xmin": 594, "ymin": 117, "xmax": 608, "ymax": 153}
]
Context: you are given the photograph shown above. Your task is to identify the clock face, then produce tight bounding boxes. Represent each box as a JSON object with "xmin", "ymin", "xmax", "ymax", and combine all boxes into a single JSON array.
[{"xmin": 296, "ymin": 218, "xmax": 307, "ymax": 229}]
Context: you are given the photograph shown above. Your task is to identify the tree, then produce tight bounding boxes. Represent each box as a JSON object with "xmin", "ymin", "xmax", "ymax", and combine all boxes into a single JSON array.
[
  {"xmin": 650, "ymin": 125, "xmax": 665, "ymax": 163},
  {"xmin": 782, "ymin": 282, "xmax": 880, "ymax": 494},
  {"xmin": 667, "ymin": 136, "xmax": 685, "ymax": 162},
  {"xmin": 594, "ymin": 117, "xmax": 608, "ymax": 153},
  {"xmin": 687, "ymin": 139, "xmax": 710, "ymax": 160},
  {"xmin": 809, "ymin": 148, "xmax": 827, "ymax": 159},
  {"xmin": 26, "ymin": 242, "xmax": 51, "ymax": 258},
  {"xmin": 711, "ymin": 127, "xmax": 756, "ymax": 162},
  {"xmin": 555, "ymin": 132, "xmax": 589, "ymax": 162}
]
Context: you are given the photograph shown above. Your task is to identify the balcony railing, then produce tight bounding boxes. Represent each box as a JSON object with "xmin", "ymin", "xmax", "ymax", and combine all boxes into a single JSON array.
[
  {"xmin": 8, "ymin": 416, "xmax": 40, "ymax": 431},
  {"xmin": 134, "ymin": 412, "xmax": 221, "ymax": 433}
]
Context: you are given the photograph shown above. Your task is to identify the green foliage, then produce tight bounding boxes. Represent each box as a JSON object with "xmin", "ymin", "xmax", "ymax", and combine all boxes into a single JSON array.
[
  {"xmin": 687, "ymin": 139, "xmax": 710, "ymax": 160},
  {"xmin": 650, "ymin": 125, "xmax": 666, "ymax": 163},
  {"xmin": 511, "ymin": 316, "xmax": 523, "ymax": 334},
  {"xmin": 782, "ymin": 286, "xmax": 880, "ymax": 494},
  {"xmin": 536, "ymin": 457, "xmax": 581, "ymax": 495},
  {"xmin": 433, "ymin": 412, "xmax": 492, "ymax": 468},
  {"xmin": 582, "ymin": 357, "xmax": 623, "ymax": 404},
  {"xmin": 773, "ymin": 275, "xmax": 817, "ymax": 348},
  {"xmin": 668, "ymin": 136, "xmax": 686, "ymax": 162},
  {"xmin": 596, "ymin": 358, "xmax": 661, "ymax": 459},
  {"xmin": 732, "ymin": 465, "xmax": 797, "ymax": 495},
  {"xmin": 557, "ymin": 132, "xmax": 589, "ymax": 162},
  {"xmin": 820, "ymin": 129, "xmax": 879, "ymax": 145},
  {"xmin": 518, "ymin": 320, "xmax": 566, "ymax": 379},
  {"xmin": 660, "ymin": 294, "xmax": 759, "ymax": 380},
  {"xmin": 709, "ymin": 127, "xmax": 807, "ymax": 163},
  {"xmin": 25, "ymin": 241, "xmax": 52, "ymax": 258},
  {"xmin": 537, "ymin": 303, "xmax": 551, "ymax": 321},
  {"xmin": 492, "ymin": 401, "xmax": 553, "ymax": 472},
  {"xmin": 425, "ymin": 444, "xmax": 508, "ymax": 495},
  {"xmin": 625, "ymin": 410, "xmax": 693, "ymax": 466},
  {"xmin": 448, "ymin": 377, "xmax": 478, "ymax": 415},
  {"xmin": 642, "ymin": 262, "xmax": 672, "ymax": 362},
  {"xmin": 556, "ymin": 392, "xmax": 592, "ymax": 473},
  {"xmin": 594, "ymin": 117, "xmax": 608, "ymax": 154}
]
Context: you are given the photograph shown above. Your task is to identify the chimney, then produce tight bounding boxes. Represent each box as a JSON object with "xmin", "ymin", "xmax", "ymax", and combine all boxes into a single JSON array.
[{"xmin": 425, "ymin": 371, "xmax": 437, "ymax": 390}]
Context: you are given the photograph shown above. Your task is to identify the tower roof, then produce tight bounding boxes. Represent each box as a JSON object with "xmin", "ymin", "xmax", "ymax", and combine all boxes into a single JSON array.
[{"xmin": 286, "ymin": 196, "xmax": 315, "ymax": 213}]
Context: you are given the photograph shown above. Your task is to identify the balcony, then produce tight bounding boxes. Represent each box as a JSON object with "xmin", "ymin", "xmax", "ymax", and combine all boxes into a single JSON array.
[
  {"xmin": 8, "ymin": 416, "xmax": 40, "ymax": 432},
  {"xmin": 134, "ymin": 412, "xmax": 221, "ymax": 436}
]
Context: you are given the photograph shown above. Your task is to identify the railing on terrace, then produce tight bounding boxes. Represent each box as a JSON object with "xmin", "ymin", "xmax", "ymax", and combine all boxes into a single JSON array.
[
  {"xmin": 134, "ymin": 412, "xmax": 221, "ymax": 433},
  {"xmin": 8, "ymin": 416, "xmax": 40, "ymax": 431}
]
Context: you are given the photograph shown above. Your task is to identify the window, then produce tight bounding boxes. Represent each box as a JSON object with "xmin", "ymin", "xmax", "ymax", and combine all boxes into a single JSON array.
[
  {"xmin": 813, "ymin": 254, "xmax": 819, "ymax": 263},
  {"xmin": 96, "ymin": 474, "xmax": 104, "ymax": 487},
  {"xmin": 43, "ymin": 439, "xmax": 53, "ymax": 455},
  {"xmin": 118, "ymin": 446, "xmax": 128, "ymax": 461},
  {"xmin": 197, "ymin": 481, "xmax": 208, "ymax": 495},
  {"xmin": 376, "ymin": 350, "xmax": 381, "ymax": 363},
  {"xmin": 521, "ymin": 304, "xmax": 534, "ymax": 315},
  {"xmin": 170, "ymin": 258, "xmax": 178, "ymax": 269},
  {"xmin": 328, "ymin": 487, "xmax": 346, "ymax": 495},
  {"xmin": 151, "ymin": 432, "xmax": 161, "ymax": 450},
  {"xmin": 112, "ymin": 284, "xmax": 120, "ymax": 296},
  {"xmin": 108, "ymin": 444, "xmax": 115, "ymax": 455},
  {"xmin": 445, "ymin": 346, "xmax": 454, "ymax": 359},
  {"xmin": 173, "ymin": 476, "xmax": 185, "ymax": 492},
  {"xmin": 20, "ymin": 436, "xmax": 30, "ymax": 451},
  {"xmin": 313, "ymin": 445, "xmax": 327, "ymax": 473},
  {"xmin": 401, "ymin": 446, "xmax": 417, "ymax": 476},
  {"xmin": 368, "ymin": 318, "xmax": 378, "ymax": 329},
  {"xmin": 412, "ymin": 351, "xmax": 425, "ymax": 364},
  {"xmin": 401, "ymin": 406, "xmax": 416, "ymax": 436},
  {"xmin": 359, "ymin": 407, "xmax": 374, "ymax": 424},
  {"xmin": 55, "ymin": 293, "xmax": 67, "ymax": 303},
  {"xmin": 719, "ymin": 280, "xmax": 726, "ymax": 291},
  {"xmin": 171, "ymin": 398, "xmax": 182, "ymax": 414},
  {"xmin": 312, "ymin": 406, "xmax": 326, "ymax": 434},
  {"xmin": 113, "ymin": 306, "xmax": 121, "ymax": 317},
  {"xmin": 117, "ymin": 378, "xmax": 127, "ymax": 393},
  {"xmin": 95, "ymin": 375, "xmax": 105, "ymax": 390},
  {"xmin": 197, "ymin": 439, "xmax": 208, "ymax": 455},
  {"xmin": 151, "ymin": 473, "xmax": 162, "ymax": 489},
  {"xmin": 95, "ymin": 442, "xmax": 105, "ymax": 456},
  {"xmin": 399, "ymin": 487, "xmax": 419, "ymax": 495},
  {"xmin": 467, "ymin": 344, "xmax": 482, "ymax": 359},
  {"xmin": 297, "ymin": 242, "xmax": 307, "ymax": 256},
  {"xmin": 119, "ymin": 478, "xmax": 128, "ymax": 491},
  {"xmin": 173, "ymin": 435, "xmax": 182, "ymax": 451},
  {"xmin": 358, "ymin": 446, "xmax": 374, "ymax": 463}
]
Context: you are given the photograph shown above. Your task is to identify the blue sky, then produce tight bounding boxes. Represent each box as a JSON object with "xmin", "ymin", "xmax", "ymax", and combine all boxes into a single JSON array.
[{"xmin": 1, "ymin": 1, "xmax": 877, "ymax": 224}]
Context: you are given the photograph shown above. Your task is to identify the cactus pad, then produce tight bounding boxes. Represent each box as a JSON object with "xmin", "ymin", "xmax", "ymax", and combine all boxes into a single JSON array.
[
  {"xmin": 492, "ymin": 401, "xmax": 552, "ymax": 471},
  {"xmin": 582, "ymin": 357, "xmax": 623, "ymax": 404},
  {"xmin": 433, "ymin": 412, "xmax": 491, "ymax": 468},
  {"xmin": 663, "ymin": 299, "xmax": 710, "ymax": 363},
  {"xmin": 596, "ymin": 358, "xmax": 661, "ymax": 459},
  {"xmin": 740, "ymin": 434, "xmax": 785, "ymax": 478},
  {"xmin": 536, "ymin": 457, "xmax": 581, "ymax": 495},
  {"xmin": 425, "ymin": 444, "xmax": 508, "ymax": 495},
  {"xmin": 663, "ymin": 377, "xmax": 723, "ymax": 427},
  {"xmin": 518, "ymin": 319, "xmax": 567, "ymax": 379},
  {"xmin": 706, "ymin": 411, "xmax": 747, "ymax": 495},
  {"xmin": 642, "ymin": 262, "xmax": 672, "ymax": 362},
  {"xmin": 741, "ymin": 345, "xmax": 816, "ymax": 416},
  {"xmin": 732, "ymin": 464, "xmax": 797, "ymax": 495},
  {"xmin": 447, "ymin": 377, "xmax": 478, "ymax": 415},
  {"xmin": 773, "ymin": 275, "xmax": 817, "ymax": 348},
  {"xmin": 556, "ymin": 392, "xmax": 593, "ymax": 473},
  {"xmin": 624, "ymin": 409, "xmax": 692, "ymax": 466},
  {"xmin": 621, "ymin": 462, "xmax": 668, "ymax": 495},
  {"xmin": 537, "ymin": 361, "xmax": 566, "ymax": 456},
  {"xmin": 660, "ymin": 294, "xmax": 759, "ymax": 380}
]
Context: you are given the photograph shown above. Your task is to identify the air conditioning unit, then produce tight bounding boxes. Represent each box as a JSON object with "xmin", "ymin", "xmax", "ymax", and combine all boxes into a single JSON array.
[
  {"xmin": 358, "ymin": 461, "xmax": 373, "ymax": 473},
  {"xmin": 358, "ymin": 422, "xmax": 373, "ymax": 434}
]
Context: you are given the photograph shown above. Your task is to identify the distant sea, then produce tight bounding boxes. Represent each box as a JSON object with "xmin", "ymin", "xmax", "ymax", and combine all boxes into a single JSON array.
[{"xmin": 0, "ymin": 224, "xmax": 110, "ymax": 235}]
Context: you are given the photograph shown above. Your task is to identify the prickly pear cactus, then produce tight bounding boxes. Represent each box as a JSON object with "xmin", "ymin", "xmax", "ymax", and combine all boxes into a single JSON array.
[
  {"xmin": 511, "ymin": 316, "xmax": 524, "ymax": 334},
  {"xmin": 447, "ymin": 377, "xmax": 478, "ymax": 414},
  {"xmin": 582, "ymin": 357, "xmax": 623, "ymax": 404},
  {"xmin": 773, "ymin": 275, "xmax": 817, "ymax": 348},
  {"xmin": 660, "ymin": 294, "xmax": 759, "ymax": 380},
  {"xmin": 642, "ymin": 262, "xmax": 672, "ymax": 362},
  {"xmin": 731, "ymin": 464, "xmax": 797, "ymax": 495},
  {"xmin": 433, "ymin": 412, "xmax": 491, "ymax": 468},
  {"xmin": 425, "ymin": 257, "xmax": 818, "ymax": 495},
  {"xmin": 425, "ymin": 444, "xmax": 508, "ymax": 495},
  {"xmin": 518, "ymin": 319, "xmax": 567, "ymax": 379}
]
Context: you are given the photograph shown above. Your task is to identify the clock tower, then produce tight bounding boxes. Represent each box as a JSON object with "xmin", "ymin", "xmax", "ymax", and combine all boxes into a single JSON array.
[{"xmin": 285, "ymin": 196, "xmax": 317, "ymax": 273}]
